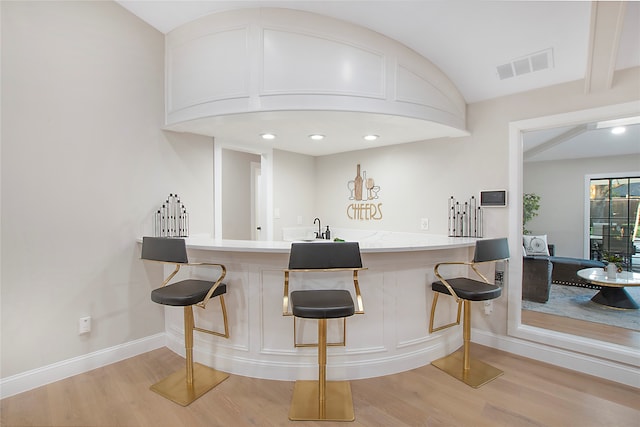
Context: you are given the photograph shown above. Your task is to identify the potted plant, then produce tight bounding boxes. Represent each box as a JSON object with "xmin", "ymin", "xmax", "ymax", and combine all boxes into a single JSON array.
[
  {"xmin": 523, "ymin": 193, "xmax": 540, "ymax": 235},
  {"xmin": 602, "ymin": 252, "xmax": 623, "ymax": 274}
]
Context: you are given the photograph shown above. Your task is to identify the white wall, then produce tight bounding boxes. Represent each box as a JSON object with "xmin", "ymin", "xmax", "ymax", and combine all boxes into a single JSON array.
[
  {"xmin": 1, "ymin": 1, "xmax": 213, "ymax": 378},
  {"xmin": 272, "ymin": 149, "xmax": 316, "ymax": 240},
  {"xmin": 314, "ymin": 137, "xmax": 508, "ymax": 236},
  {"xmin": 221, "ymin": 149, "xmax": 260, "ymax": 239},
  {"xmin": 524, "ymin": 155, "xmax": 640, "ymax": 258}
]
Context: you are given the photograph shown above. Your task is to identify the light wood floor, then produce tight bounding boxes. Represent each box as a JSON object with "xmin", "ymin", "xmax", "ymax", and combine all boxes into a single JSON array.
[
  {"xmin": 2, "ymin": 344, "xmax": 638, "ymax": 427},
  {"xmin": 522, "ymin": 309, "xmax": 640, "ymax": 348}
]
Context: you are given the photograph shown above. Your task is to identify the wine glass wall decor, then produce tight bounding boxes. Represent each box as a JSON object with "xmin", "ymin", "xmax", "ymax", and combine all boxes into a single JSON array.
[{"xmin": 347, "ymin": 163, "xmax": 383, "ymax": 220}]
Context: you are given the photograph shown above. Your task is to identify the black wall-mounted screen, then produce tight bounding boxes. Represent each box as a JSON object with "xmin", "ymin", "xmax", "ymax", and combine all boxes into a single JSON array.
[{"xmin": 480, "ymin": 190, "xmax": 507, "ymax": 207}]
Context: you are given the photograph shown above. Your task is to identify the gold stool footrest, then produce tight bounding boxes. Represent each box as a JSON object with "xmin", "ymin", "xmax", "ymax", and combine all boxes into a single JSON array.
[
  {"xmin": 289, "ymin": 380, "xmax": 354, "ymax": 421},
  {"xmin": 150, "ymin": 362, "xmax": 229, "ymax": 406},
  {"xmin": 431, "ymin": 350, "xmax": 503, "ymax": 388}
]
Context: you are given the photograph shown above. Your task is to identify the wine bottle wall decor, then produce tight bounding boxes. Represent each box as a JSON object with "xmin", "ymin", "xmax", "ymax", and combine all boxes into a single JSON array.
[{"xmin": 347, "ymin": 163, "xmax": 383, "ymax": 220}]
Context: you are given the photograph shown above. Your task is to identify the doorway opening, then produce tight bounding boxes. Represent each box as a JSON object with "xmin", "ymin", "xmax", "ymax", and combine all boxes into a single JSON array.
[{"xmin": 214, "ymin": 140, "xmax": 273, "ymax": 241}]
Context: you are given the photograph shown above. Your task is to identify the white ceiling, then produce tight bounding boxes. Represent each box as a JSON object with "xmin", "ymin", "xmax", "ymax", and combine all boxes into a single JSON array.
[
  {"xmin": 117, "ymin": 0, "xmax": 640, "ymax": 158},
  {"xmin": 523, "ymin": 121, "xmax": 640, "ymax": 163}
]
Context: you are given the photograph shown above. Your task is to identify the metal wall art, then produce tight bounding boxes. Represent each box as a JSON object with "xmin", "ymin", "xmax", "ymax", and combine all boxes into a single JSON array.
[
  {"xmin": 448, "ymin": 195, "xmax": 483, "ymax": 237},
  {"xmin": 153, "ymin": 193, "xmax": 189, "ymax": 237}
]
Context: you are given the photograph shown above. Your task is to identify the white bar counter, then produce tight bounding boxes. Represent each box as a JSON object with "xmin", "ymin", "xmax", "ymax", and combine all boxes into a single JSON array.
[
  {"xmin": 181, "ymin": 230, "xmax": 477, "ymax": 253},
  {"xmin": 151, "ymin": 231, "xmax": 480, "ymax": 381}
]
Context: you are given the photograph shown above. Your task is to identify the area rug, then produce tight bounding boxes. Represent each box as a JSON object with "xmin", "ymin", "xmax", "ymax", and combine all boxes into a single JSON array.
[{"xmin": 522, "ymin": 284, "xmax": 640, "ymax": 331}]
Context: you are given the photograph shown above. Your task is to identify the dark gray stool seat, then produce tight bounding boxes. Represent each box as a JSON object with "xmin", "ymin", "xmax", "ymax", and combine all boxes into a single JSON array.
[
  {"xmin": 152, "ymin": 280, "xmax": 226, "ymax": 306},
  {"xmin": 432, "ymin": 278, "xmax": 501, "ymax": 301},
  {"xmin": 290, "ymin": 290, "xmax": 355, "ymax": 319}
]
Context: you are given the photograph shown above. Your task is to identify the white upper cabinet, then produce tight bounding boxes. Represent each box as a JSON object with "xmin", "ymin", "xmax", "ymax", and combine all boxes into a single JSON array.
[
  {"xmin": 165, "ymin": 8, "xmax": 467, "ymax": 140},
  {"xmin": 262, "ymin": 28, "xmax": 385, "ymax": 98},
  {"xmin": 169, "ymin": 28, "xmax": 250, "ymax": 112}
]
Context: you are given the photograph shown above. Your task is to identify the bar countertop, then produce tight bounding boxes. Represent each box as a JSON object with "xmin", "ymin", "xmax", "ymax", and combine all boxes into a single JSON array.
[{"xmin": 166, "ymin": 230, "xmax": 478, "ymax": 254}]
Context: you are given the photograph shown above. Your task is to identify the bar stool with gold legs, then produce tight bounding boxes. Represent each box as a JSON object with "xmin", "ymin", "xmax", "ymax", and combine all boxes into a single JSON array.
[
  {"xmin": 283, "ymin": 242, "xmax": 366, "ymax": 421},
  {"xmin": 428, "ymin": 237, "xmax": 509, "ymax": 388},
  {"xmin": 141, "ymin": 236, "xmax": 230, "ymax": 406}
]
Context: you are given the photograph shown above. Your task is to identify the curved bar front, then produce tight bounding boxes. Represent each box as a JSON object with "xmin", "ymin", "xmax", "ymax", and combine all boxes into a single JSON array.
[{"xmin": 155, "ymin": 234, "xmax": 478, "ymax": 381}]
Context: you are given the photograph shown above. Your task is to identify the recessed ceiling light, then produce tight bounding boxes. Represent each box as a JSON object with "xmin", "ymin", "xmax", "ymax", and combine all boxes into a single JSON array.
[
  {"xmin": 363, "ymin": 134, "xmax": 378, "ymax": 141},
  {"xmin": 261, "ymin": 133, "xmax": 276, "ymax": 140},
  {"xmin": 309, "ymin": 134, "xmax": 325, "ymax": 140},
  {"xmin": 611, "ymin": 126, "xmax": 626, "ymax": 135}
]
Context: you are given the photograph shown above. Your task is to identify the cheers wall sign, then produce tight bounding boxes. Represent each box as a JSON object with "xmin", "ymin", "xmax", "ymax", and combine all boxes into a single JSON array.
[{"xmin": 347, "ymin": 164, "xmax": 382, "ymax": 220}]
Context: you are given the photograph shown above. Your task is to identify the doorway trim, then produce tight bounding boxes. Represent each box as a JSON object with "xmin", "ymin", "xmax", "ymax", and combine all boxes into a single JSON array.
[
  {"xmin": 251, "ymin": 161, "xmax": 263, "ymax": 240},
  {"xmin": 505, "ymin": 101, "xmax": 640, "ymax": 379}
]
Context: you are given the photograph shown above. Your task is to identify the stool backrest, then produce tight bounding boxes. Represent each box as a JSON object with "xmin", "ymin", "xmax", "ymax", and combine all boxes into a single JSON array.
[
  {"xmin": 288, "ymin": 242, "xmax": 362, "ymax": 270},
  {"xmin": 472, "ymin": 238, "xmax": 510, "ymax": 263},
  {"xmin": 141, "ymin": 237, "xmax": 188, "ymax": 264}
]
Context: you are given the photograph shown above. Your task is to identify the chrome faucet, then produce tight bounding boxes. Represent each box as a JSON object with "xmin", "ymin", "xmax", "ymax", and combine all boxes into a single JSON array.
[{"xmin": 314, "ymin": 217, "xmax": 323, "ymax": 239}]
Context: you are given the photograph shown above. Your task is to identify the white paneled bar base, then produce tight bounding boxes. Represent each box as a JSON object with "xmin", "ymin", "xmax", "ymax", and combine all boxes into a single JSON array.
[
  {"xmin": 155, "ymin": 233, "xmax": 478, "ymax": 381},
  {"xmin": 164, "ymin": 7, "xmax": 467, "ymax": 140}
]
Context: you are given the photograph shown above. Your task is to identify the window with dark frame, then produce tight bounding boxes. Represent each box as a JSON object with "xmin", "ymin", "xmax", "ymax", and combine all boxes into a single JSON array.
[{"xmin": 589, "ymin": 176, "xmax": 640, "ymax": 271}]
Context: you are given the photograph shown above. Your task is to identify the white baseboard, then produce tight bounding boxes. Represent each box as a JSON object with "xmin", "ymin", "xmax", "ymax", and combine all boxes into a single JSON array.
[
  {"xmin": 473, "ymin": 330, "xmax": 640, "ymax": 388},
  {"xmin": 0, "ymin": 333, "xmax": 166, "ymax": 399}
]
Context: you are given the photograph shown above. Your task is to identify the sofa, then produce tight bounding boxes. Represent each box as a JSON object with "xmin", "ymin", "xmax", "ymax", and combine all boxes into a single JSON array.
[{"xmin": 522, "ymin": 244, "xmax": 606, "ymax": 303}]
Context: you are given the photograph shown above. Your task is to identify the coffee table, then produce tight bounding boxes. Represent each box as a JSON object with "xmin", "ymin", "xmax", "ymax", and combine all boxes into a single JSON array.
[{"xmin": 577, "ymin": 268, "xmax": 640, "ymax": 309}]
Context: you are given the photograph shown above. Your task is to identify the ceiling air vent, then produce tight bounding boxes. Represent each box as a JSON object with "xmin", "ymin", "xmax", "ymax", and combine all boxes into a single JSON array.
[
  {"xmin": 496, "ymin": 63, "xmax": 514, "ymax": 80},
  {"xmin": 497, "ymin": 48, "xmax": 554, "ymax": 80}
]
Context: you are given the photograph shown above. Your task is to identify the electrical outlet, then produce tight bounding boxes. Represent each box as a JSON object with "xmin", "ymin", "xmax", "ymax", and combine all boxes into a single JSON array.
[
  {"xmin": 79, "ymin": 316, "xmax": 91, "ymax": 334},
  {"xmin": 495, "ymin": 261, "xmax": 505, "ymax": 286},
  {"xmin": 420, "ymin": 218, "xmax": 429, "ymax": 230},
  {"xmin": 484, "ymin": 301, "xmax": 493, "ymax": 315}
]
